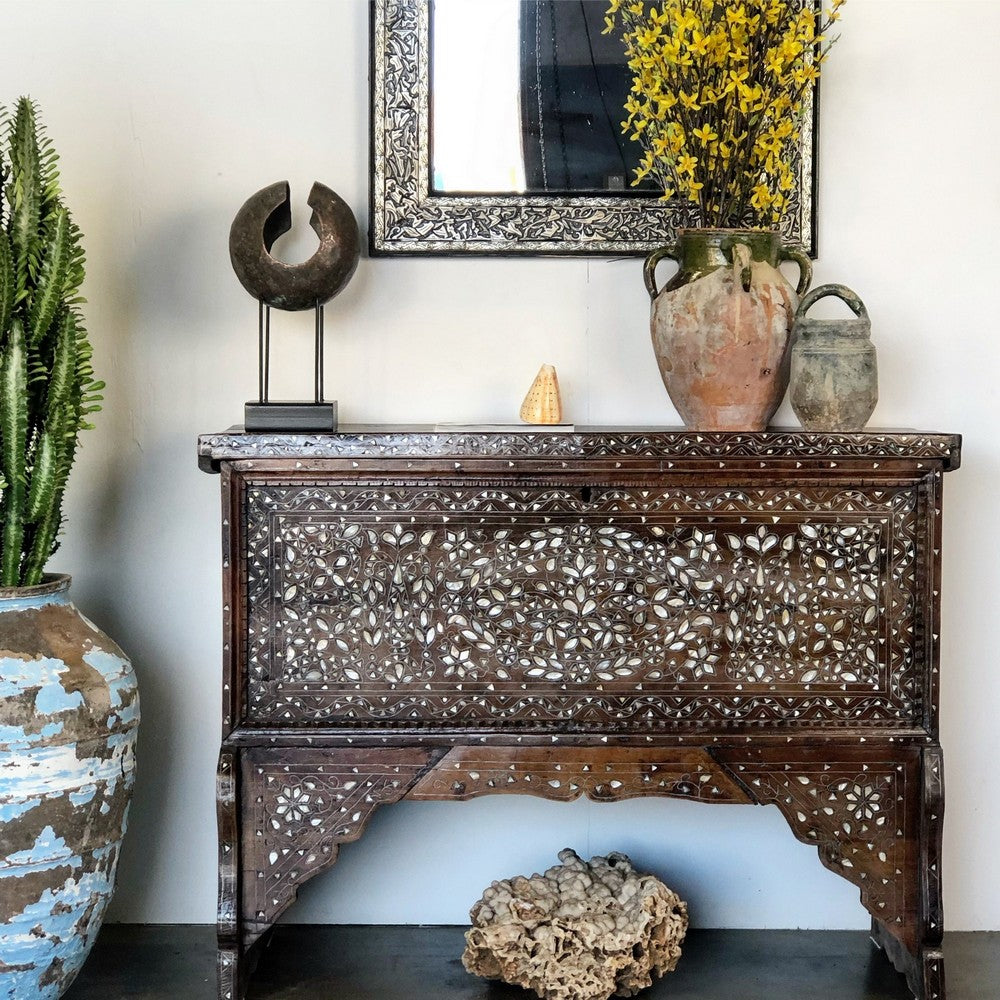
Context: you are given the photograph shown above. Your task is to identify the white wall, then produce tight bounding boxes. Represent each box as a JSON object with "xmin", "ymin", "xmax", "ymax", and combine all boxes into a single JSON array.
[{"xmin": 2, "ymin": 0, "xmax": 997, "ymax": 930}]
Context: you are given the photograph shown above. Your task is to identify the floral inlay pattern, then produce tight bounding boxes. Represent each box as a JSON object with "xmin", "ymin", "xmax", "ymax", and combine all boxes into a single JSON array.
[
  {"xmin": 273, "ymin": 786, "xmax": 312, "ymax": 825},
  {"xmin": 245, "ymin": 751, "xmax": 432, "ymax": 930},
  {"xmin": 240, "ymin": 747, "xmax": 922, "ymax": 955},
  {"xmin": 721, "ymin": 752, "xmax": 917, "ymax": 935},
  {"xmin": 243, "ymin": 483, "xmax": 920, "ymax": 729}
]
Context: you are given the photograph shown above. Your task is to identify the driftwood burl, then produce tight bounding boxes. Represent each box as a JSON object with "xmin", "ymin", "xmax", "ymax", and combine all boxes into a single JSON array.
[{"xmin": 463, "ymin": 849, "xmax": 688, "ymax": 1000}]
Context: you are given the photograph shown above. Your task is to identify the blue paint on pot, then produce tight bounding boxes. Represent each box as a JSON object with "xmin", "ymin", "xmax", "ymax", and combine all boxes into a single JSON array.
[
  {"xmin": 0, "ymin": 657, "xmax": 68, "ymax": 698},
  {"xmin": 5, "ymin": 826, "xmax": 78, "ymax": 867},
  {"xmin": 0, "ymin": 575, "xmax": 139, "ymax": 999},
  {"xmin": 40, "ymin": 721, "xmax": 65, "ymax": 740},
  {"xmin": 68, "ymin": 786, "xmax": 97, "ymax": 807},
  {"xmin": 0, "ymin": 797, "xmax": 42, "ymax": 824},
  {"xmin": 33, "ymin": 682, "xmax": 85, "ymax": 715},
  {"xmin": 0, "ymin": 858, "xmax": 118, "ymax": 998},
  {"xmin": 0, "ymin": 589, "xmax": 70, "ymax": 614}
]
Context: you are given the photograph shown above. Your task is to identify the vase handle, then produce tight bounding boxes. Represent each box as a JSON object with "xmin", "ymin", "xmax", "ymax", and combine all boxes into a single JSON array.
[
  {"xmin": 643, "ymin": 244, "xmax": 679, "ymax": 301},
  {"xmin": 797, "ymin": 283, "xmax": 870, "ymax": 321},
  {"xmin": 779, "ymin": 244, "xmax": 813, "ymax": 296}
]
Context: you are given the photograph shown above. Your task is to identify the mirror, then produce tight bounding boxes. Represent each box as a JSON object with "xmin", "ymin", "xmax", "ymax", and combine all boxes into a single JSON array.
[
  {"xmin": 371, "ymin": 0, "xmax": 817, "ymax": 255},
  {"xmin": 430, "ymin": 0, "xmax": 653, "ymax": 195}
]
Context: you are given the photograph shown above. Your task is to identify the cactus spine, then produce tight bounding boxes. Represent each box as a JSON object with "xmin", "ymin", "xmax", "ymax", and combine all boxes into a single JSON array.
[{"xmin": 0, "ymin": 98, "xmax": 102, "ymax": 587}]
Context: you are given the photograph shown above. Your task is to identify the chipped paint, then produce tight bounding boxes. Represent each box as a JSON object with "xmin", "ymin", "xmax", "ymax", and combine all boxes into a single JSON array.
[{"xmin": 0, "ymin": 575, "xmax": 139, "ymax": 998}]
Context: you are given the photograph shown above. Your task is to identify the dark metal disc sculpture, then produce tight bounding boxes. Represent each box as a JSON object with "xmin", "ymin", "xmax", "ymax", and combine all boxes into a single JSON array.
[{"xmin": 229, "ymin": 181, "xmax": 360, "ymax": 431}]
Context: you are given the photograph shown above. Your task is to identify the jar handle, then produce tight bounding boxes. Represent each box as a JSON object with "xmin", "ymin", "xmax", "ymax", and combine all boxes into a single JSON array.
[
  {"xmin": 779, "ymin": 244, "xmax": 813, "ymax": 296},
  {"xmin": 732, "ymin": 242, "xmax": 753, "ymax": 293},
  {"xmin": 796, "ymin": 283, "xmax": 870, "ymax": 321},
  {"xmin": 643, "ymin": 244, "xmax": 679, "ymax": 301}
]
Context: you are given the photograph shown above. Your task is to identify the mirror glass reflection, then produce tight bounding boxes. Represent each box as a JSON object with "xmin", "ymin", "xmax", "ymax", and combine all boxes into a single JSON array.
[{"xmin": 430, "ymin": 0, "xmax": 655, "ymax": 195}]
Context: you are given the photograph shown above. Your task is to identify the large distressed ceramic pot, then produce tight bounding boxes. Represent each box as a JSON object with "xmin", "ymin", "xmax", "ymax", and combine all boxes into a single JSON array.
[
  {"xmin": 644, "ymin": 229, "xmax": 813, "ymax": 431},
  {"xmin": 0, "ymin": 575, "xmax": 138, "ymax": 998}
]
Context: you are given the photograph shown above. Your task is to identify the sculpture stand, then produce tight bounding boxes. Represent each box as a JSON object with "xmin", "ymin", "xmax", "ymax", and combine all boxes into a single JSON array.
[{"xmin": 244, "ymin": 302, "xmax": 337, "ymax": 431}]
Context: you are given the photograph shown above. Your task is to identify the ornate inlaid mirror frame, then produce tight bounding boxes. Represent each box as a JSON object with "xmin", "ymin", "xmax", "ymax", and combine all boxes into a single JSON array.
[{"xmin": 370, "ymin": 0, "xmax": 819, "ymax": 256}]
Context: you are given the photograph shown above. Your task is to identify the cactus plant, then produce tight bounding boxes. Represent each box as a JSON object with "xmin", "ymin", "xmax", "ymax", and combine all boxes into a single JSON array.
[{"xmin": 0, "ymin": 98, "xmax": 102, "ymax": 587}]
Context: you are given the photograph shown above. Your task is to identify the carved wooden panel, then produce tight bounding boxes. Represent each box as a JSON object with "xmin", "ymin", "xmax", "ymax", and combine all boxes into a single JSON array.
[
  {"xmin": 233, "ymin": 743, "xmax": 928, "ymax": 977},
  {"xmin": 921, "ymin": 747, "xmax": 945, "ymax": 945},
  {"xmin": 240, "ymin": 748, "xmax": 435, "ymax": 936},
  {"xmin": 243, "ymin": 481, "xmax": 922, "ymax": 730},
  {"xmin": 715, "ymin": 746, "xmax": 921, "ymax": 951},
  {"xmin": 407, "ymin": 747, "xmax": 749, "ymax": 803}
]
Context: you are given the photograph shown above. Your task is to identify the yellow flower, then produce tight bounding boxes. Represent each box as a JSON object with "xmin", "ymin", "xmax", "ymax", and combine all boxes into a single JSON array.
[
  {"xmin": 688, "ymin": 30, "xmax": 711, "ymax": 56},
  {"xmin": 605, "ymin": 0, "xmax": 844, "ymax": 226},
  {"xmin": 750, "ymin": 183, "xmax": 774, "ymax": 210},
  {"xmin": 726, "ymin": 5, "xmax": 748, "ymax": 26},
  {"xmin": 637, "ymin": 25, "xmax": 661, "ymax": 47},
  {"xmin": 764, "ymin": 50, "xmax": 785, "ymax": 75},
  {"xmin": 726, "ymin": 67, "xmax": 750, "ymax": 92},
  {"xmin": 792, "ymin": 63, "xmax": 819, "ymax": 86},
  {"xmin": 675, "ymin": 9, "xmax": 698, "ymax": 32}
]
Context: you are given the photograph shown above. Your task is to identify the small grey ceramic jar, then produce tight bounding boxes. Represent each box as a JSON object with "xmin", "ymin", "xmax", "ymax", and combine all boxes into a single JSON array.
[{"xmin": 790, "ymin": 284, "xmax": 878, "ymax": 431}]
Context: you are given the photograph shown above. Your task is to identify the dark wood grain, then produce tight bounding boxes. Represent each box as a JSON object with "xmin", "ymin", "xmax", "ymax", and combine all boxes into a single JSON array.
[{"xmin": 200, "ymin": 428, "xmax": 961, "ymax": 1000}]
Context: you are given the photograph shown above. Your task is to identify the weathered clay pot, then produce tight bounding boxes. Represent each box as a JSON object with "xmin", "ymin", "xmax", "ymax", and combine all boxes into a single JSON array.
[
  {"xmin": 644, "ymin": 229, "xmax": 812, "ymax": 431},
  {"xmin": 0, "ymin": 575, "xmax": 138, "ymax": 998},
  {"xmin": 790, "ymin": 283, "xmax": 878, "ymax": 431}
]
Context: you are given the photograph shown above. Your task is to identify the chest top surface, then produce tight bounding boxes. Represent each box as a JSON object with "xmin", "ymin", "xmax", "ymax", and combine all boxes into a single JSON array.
[{"xmin": 198, "ymin": 425, "xmax": 961, "ymax": 468}]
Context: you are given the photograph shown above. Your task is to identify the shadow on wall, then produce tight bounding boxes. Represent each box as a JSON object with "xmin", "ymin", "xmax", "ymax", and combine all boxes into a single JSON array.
[
  {"xmin": 69, "ymin": 203, "xmax": 244, "ymax": 919},
  {"xmin": 285, "ymin": 796, "xmax": 865, "ymax": 929},
  {"xmin": 937, "ymin": 433, "xmax": 996, "ymax": 926}
]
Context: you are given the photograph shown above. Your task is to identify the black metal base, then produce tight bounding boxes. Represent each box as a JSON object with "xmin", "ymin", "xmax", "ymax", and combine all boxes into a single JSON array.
[{"xmin": 244, "ymin": 401, "xmax": 338, "ymax": 432}]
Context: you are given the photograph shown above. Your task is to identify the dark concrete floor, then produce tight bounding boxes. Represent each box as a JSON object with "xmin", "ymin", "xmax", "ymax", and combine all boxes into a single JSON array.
[{"xmin": 63, "ymin": 925, "xmax": 1000, "ymax": 1000}]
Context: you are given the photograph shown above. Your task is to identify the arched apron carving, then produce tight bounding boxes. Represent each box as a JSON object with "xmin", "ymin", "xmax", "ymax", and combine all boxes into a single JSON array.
[{"xmin": 224, "ymin": 743, "xmax": 942, "ymax": 1000}]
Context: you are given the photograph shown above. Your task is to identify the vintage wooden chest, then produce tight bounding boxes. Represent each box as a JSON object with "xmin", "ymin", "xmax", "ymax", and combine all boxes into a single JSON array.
[{"xmin": 199, "ymin": 427, "xmax": 961, "ymax": 1000}]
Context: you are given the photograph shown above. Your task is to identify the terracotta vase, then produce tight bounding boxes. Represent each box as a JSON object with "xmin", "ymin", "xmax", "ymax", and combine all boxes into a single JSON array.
[
  {"xmin": 644, "ymin": 229, "xmax": 813, "ymax": 431},
  {"xmin": 0, "ymin": 575, "xmax": 139, "ymax": 999}
]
